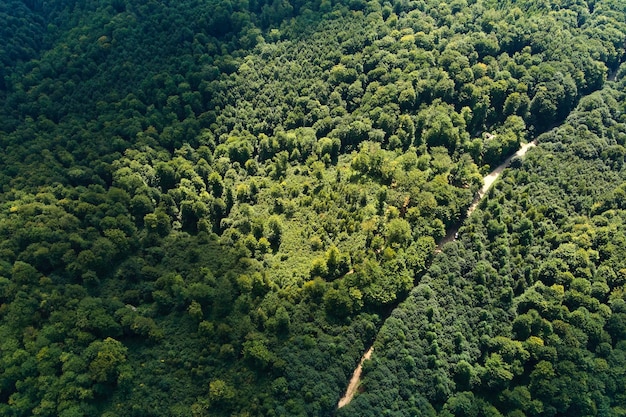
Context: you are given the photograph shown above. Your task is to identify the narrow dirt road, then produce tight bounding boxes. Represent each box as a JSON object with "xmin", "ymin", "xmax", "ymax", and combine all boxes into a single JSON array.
[
  {"xmin": 337, "ymin": 346, "xmax": 374, "ymax": 408},
  {"xmin": 439, "ymin": 140, "xmax": 536, "ymax": 246},
  {"xmin": 337, "ymin": 140, "xmax": 537, "ymax": 409},
  {"xmin": 470, "ymin": 140, "xmax": 536, "ymax": 214}
]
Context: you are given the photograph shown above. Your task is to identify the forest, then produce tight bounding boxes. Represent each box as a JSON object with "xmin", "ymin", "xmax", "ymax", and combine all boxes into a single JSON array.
[{"xmin": 0, "ymin": 0, "xmax": 625, "ymax": 415}]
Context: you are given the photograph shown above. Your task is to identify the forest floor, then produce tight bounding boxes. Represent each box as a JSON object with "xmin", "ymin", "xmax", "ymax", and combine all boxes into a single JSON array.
[{"xmin": 337, "ymin": 140, "xmax": 537, "ymax": 409}]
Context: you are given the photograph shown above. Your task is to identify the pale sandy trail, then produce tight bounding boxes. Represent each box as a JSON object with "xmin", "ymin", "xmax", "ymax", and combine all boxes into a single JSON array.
[
  {"xmin": 440, "ymin": 140, "xmax": 536, "ymax": 246},
  {"xmin": 337, "ymin": 346, "xmax": 374, "ymax": 408},
  {"xmin": 337, "ymin": 140, "xmax": 537, "ymax": 409},
  {"xmin": 468, "ymin": 140, "xmax": 536, "ymax": 215}
]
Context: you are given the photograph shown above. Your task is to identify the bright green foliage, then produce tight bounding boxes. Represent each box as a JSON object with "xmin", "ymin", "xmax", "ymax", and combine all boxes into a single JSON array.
[{"xmin": 86, "ymin": 338, "xmax": 128, "ymax": 384}]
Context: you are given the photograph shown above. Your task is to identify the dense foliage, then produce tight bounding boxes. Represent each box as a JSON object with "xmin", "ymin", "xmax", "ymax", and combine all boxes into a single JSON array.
[
  {"xmin": 340, "ymin": 80, "xmax": 626, "ymax": 416},
  {"xmin": 0, "ymin": 0, "xmax": 625, "ymax": 415}
]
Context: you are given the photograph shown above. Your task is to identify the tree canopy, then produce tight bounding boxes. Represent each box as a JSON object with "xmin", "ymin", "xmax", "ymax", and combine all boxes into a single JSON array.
[{"xmin": 1, "ymin": 0, "xmax": 626, "ymax": 415}]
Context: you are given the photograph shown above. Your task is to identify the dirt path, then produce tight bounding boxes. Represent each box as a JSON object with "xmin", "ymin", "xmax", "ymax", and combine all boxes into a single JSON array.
[
  {"xmin": 439, "ymin": 140, "xmax": 536, "ymax": 246},
  {"xmin": 337, "ymin": 346, "xmax": 374, "ymax": 408},
  {"xmin": 337, "ymin": 141, "xmax": 537, "ymax": 409}
]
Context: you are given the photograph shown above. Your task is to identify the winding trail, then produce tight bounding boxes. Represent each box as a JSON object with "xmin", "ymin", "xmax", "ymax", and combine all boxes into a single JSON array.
[
  {"xmin": 336, "ymin": 140, "xmax": 537, "ymax": 409},
  {"xmin": 470, "ymin": 140, "xmax": 537, "ymax": 214},
  {"xmin": 440, "ymin": 140, "xmax": 537, "ymax": 246},
  {"xmin": 337, "ymin": 346, "xmax": 374, "ymax": 408}
]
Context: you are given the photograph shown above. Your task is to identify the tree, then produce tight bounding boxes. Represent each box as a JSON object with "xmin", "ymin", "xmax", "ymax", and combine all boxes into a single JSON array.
[
  {"xmin": 530, "ymin": 85, "xmax": 558, "ymax": 130},
  {"xmin": 481, "ymin": 353, "xmax": 514, "ymax": 390},
  {"xmin": 323, "ymin": 286, "xmax": 355, "ymax": 318},
  {"xmin": 86, "ymin": 338, "xmax": 128, "ymax": 385},
  {"xmin": 11, "ymin": 261, "xmax": 40, "ymax": 287},
  {"xmin": 209, "ymin": 379, "xmax": 235, "ymax": 404},
  {"xmin": 265, "ymin": 215, "xmax": 283, "ymax": 250},
  {"xmin": 386, "ymin": 218, "xmax": 412, "ymax": 247},
  {"xmin": 417, "ymin": 102, "xmax": 464, "ymax": 153},
  {"xmin": 243, "ymin": 338, "xmax": 274, "ymax": 370},
  {"xmin": 325, "ymin": 246, "xmax": 350, "ymax": 279}
]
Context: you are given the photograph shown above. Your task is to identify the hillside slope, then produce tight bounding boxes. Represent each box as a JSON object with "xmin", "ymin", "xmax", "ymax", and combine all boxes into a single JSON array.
[{"xmin": 0, "ymin": 0, "xmax": 625, "ymax": 416}]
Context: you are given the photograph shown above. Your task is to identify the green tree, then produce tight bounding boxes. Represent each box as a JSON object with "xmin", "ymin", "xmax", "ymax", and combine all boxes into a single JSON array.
[{"xmin": 86, "ymin": 338, "xmax": 128, "ymax": 385}]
